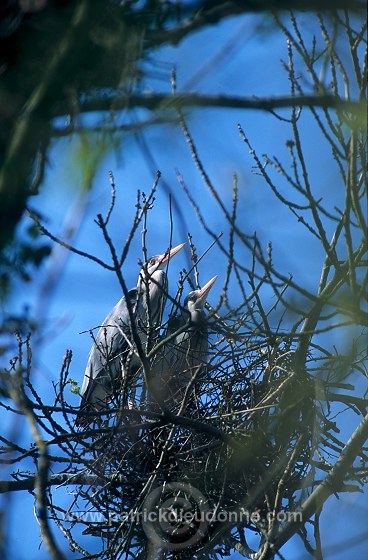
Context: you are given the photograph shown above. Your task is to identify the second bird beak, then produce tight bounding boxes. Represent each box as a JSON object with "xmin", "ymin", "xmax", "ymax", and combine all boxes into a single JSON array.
[{"xmin": 197, "ymin": 275, "xmax": 218, "ymax": 302}]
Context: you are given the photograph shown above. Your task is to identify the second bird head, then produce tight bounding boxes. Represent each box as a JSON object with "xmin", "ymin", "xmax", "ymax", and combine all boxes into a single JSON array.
[{"xmin": 184, "ymin": 275, "xmax": 218, "ymax": 316}]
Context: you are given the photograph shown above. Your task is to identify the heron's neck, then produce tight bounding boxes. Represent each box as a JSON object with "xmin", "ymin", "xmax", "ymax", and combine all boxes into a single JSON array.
[
  {"xmin": 137, "ymin": 269, "xmax": 166, "ymax": 292},
  {"xmin": 137, "ymin": 269, "xmax": 168, "ymax": 327},
  {"xmin": 190, "ymin": 309, "xmax": 206, "ymax": 324}
]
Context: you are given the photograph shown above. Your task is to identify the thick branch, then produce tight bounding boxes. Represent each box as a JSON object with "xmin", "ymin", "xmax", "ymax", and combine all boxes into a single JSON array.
[
  {"xmin": 146, "ymin": 1, "xmax": 366, "ymax": 47},
  {"xmin": 61, "ymin": 93, "xmax": 365, "ymax": 119},
  {"xmin": 10, "ymin": 386, "xmax": 66, "ymax": 560},
  {"xmin": 0, "ymin": 472, "xmax": 128, "ymax": 494}
]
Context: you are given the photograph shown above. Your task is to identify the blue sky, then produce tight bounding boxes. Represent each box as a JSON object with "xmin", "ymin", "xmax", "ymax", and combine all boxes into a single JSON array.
[{"xmin": 1, "ymin": 10, "xmax": 367, "ymax": 560}]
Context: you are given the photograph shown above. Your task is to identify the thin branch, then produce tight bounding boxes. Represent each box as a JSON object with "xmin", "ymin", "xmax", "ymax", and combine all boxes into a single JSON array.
[{"xmin": 273, "ymin": 413, "xmax": 368, "ymax": 551}]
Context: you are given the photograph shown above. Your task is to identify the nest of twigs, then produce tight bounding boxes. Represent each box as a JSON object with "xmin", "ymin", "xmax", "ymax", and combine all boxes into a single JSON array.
[{"xmin": 59, "ymin": 315, "xmax": 320, "ymax": 558}]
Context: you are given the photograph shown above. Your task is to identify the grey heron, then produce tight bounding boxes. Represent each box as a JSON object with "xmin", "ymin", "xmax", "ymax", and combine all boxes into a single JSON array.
[
  {"xmin": 150, "ymin": 275, "xmax": 218, "ymax": 411},
  {"xmin": 76, "ymin": 242, "xmax": 185, "ymax": 426}
]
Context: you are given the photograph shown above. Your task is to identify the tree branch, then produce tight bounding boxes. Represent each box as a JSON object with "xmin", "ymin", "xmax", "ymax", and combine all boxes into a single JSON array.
[
  {"xmin": 146, "ymin": 1, "xmax": 366, "ymax": 47},
  {"xmin": 272, "ymin": 413, "xmax": 368, "ymax": 551},
  {"xmin": 0, "ymin": 472, "xmax": 129, "ymax": 494},
  {"xmin": 61, "ymin": 92, "xmax": 365, "ymax": 119}
]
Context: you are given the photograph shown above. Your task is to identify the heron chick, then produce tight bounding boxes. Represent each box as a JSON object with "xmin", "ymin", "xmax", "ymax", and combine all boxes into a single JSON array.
[
  {"xmin": 76, "ymin": 242, "xmax": 185, "ymax": 426},
  {"xmin": 150, "ymin": 275, "xmax": 218, "ymax": 411}
]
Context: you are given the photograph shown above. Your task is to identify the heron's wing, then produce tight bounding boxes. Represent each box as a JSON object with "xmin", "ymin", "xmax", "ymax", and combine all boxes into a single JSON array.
[
  {"xmin": 79, "ymin": 288, "xmax": 139, "ymax": 406},
  {"xmin": 148, "ymin": 314, "xmax": 183, "ymax": 403},
  {"xmin": 179, "ymin": 327, "xmax": 208, "ymax": 365},
  {"xmin": 150, "ymin": 313, "xmax": 206, "ymax": 408}
]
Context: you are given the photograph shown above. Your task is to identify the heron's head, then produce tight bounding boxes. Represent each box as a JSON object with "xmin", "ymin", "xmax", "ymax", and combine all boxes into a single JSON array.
[
  {"xmin": 140, "ymin": 242, "xmax": 185, "ymax": 279},
  {"xmin": 137, "ymin": 243, "xmax": 186, "ymax": 301},
  {"xmin": 184, "ymin": 275, "xmax": 218, "ymax": 316}
]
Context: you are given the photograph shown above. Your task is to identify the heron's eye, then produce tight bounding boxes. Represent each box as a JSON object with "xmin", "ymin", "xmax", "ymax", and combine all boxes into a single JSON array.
[{"xmin": 149, "ymin": 258, "xmax": 156, "ymax": 267}]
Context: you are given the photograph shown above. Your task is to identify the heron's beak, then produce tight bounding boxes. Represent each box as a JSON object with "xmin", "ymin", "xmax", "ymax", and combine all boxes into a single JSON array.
[
  {"xmin": 160, "ymin": 242, "xmax": 185, "ymax": 264},
  {"xmin": 197, "ymin": 275, "xmax": 218, "ymax": 303}
]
